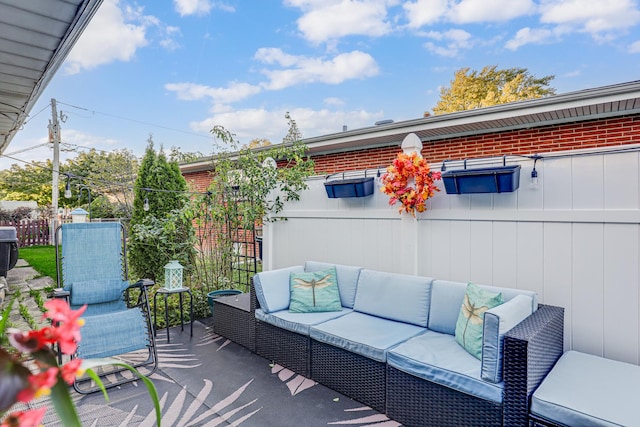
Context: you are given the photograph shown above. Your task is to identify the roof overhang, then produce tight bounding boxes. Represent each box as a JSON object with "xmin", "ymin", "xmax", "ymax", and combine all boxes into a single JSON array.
[
  {"xmin": 301, "ymin": 80, "xmax": 640, "ymax": 156},
  {"xmin": 181, "ymin": 80, "xmax": 640, "ymax": 174},
  {"xmin": 0, "ymin": 0, "xmax": 104, "ymax": 154}
]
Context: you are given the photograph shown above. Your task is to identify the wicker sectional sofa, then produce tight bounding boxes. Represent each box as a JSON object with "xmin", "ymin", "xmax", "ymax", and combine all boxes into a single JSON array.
[{"xmin": 250, "ymin": 261, "xmax": 564, "ymax": 427}]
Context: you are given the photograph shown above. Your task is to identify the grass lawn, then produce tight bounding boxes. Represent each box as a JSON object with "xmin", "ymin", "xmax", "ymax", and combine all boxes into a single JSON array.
[{"xmin": 18, "ymin": 245, "xmax": 58, "ymax": 284}]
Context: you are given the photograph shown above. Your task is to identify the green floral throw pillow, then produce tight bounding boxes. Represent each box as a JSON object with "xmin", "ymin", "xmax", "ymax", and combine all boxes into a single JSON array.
[
  {"xmin": 455, "ymin": 283, "xmax": 504, "ymax": 359},
  {"xmin": 289, "ymin": 267, "xmax": 342, "ymax": 313}
]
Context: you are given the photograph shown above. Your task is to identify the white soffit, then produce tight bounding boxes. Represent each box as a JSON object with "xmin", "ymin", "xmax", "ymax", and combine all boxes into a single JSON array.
[{"xmin": 0, "ymin": 0, "xmax": 103, "ymax": 153}]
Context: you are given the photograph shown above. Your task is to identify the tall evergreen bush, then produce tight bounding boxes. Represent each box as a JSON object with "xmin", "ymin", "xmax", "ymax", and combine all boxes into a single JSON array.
[{"xmin": 128, "ymin": 139, "xmax": 195, "ymax": 282}]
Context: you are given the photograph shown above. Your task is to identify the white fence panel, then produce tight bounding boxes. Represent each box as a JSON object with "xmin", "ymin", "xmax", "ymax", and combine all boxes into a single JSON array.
[{"xmin": 265, "ymin": 147, "xmax": 640, "ymax": 364}]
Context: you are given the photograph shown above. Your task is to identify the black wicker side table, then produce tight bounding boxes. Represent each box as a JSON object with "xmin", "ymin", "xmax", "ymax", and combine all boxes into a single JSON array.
[
  {"xmin": 153, "ymin": 287, "xmax": 193, "ymax": 343},
  {"xmin": 213, "ymin": 292, "xmax": 255, "ymax": 352}
]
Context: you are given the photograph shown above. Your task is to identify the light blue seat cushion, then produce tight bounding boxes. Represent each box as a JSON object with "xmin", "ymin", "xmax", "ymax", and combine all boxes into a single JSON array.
[
  {"xmin": 255, "ymin": 307, "xmax": 352, "ymax": 336},
  {"xmin": 353, "ymin": 270, "xmax": 433, "ymax": 327},
  {"xmin": 253, "ymin": 266, "xmax": 304, "ymax": 313},
  {"xmin": 387, "ymin": 330, "xmax": 503, "ymax": 404},
  {"xmin": 309, "ymin": 312, "xmax": 425, "ymax": 362},
  {"xmin": 531, "ymin": 351, "xmax": 640, "ymax": 427},
  {"xmin": 79, "ymin": 308, "xmax": 149, "ymax": 359},
  {"xmin": 305, "ymin": 261, "xmax": 362, "ymax": 309},
  {"xmin": 482, "ymin": 294, "xmax": 534, "ymax": 383},
  {"xmin": 428, "ymin": 280, "xmax": 538, "ymax": 335}
]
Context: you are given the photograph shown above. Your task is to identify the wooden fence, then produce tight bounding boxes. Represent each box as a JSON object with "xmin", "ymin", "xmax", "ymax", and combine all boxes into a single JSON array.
[{"xmin": 0, "ymin": 220, "xmax": 50, "ymax": 247}]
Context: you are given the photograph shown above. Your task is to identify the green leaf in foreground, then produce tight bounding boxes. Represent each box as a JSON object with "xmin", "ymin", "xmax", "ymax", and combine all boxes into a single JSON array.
[{"xmin": 81, "ymin": 358, "xmax": 161, "ymax": 427}]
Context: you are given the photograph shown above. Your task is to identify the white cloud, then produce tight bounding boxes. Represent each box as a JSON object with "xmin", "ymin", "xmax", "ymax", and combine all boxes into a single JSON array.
[
  {"xmin": 449, "ymin": 0, "xmax": 535, "ymax": 23},
  {"xmin": 173, "ymin": 0, "xmax": 213, "ymax": 16},
  {"xmin": 255, "ymin": 49, "xmax": 380, "ymax": 90},
  {"xmin": 505, "ymin": 27, "xmax": 555, "ymax": 50},
  {"xmin": 159, "ymin": 26, "xmax": 182, "ymax": 51},
  {"xmin": 64, "ymin": 0, "xmax": 184, "ymax": 74},
  {"xmin": 64, "ymin": 0, "xmax": 148, "ymax": 74},
  {"xmin": 404, "ymin": 0, "xmax": 449, "ymax": 28},
  {"xmin": 189, "ymin": 107, "xmax": 384, "ymax": 142},
  {"xmin": 423, "ymin": 29, "xmax": 473, "ymax": 57},
  {"xmin": 287, "ymin": 0, "xmax": 393, "ymax": 43},
  {"xmin": 540, "ymin": 0, "xmax": 640, "ymax": 37},
  {"xmin": 630, "ymin": 40, "xmax": 640, "ymax": 53},
  {"xmin": 164, "ymin": 82, "xmax": 262, "ymax": 104},
  {"xmin": 166, "ymin": 49, "xmax": 378, "ymax": 107},
  {"xmin": 403, "ymin": 0, "xmax": 533, "ymax": 27},
  {"xmin": 324, "ymin": 97, "xmax": 345, "ymax": 106}
]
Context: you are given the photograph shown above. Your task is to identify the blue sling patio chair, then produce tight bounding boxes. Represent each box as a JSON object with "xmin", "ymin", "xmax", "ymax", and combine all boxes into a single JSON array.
[{"xmin": 54, "ymin": 222, "xmax": 157, "ymax": 394}]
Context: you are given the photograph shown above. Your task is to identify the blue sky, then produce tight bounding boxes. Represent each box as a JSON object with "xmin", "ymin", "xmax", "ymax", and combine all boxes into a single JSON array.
[{"xmin": 2, "ymin": 0, "xmax": 640, "ymax": 170}]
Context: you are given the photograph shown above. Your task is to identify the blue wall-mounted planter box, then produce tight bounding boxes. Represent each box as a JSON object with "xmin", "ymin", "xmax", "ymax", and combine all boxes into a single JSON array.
[
  {"xmin": 324, "ymin": 177, "xmax": 375, "ymax": 198},
  {"xmin": 443, "ymin": 165, "xmax": 521, "ymax": 194}
]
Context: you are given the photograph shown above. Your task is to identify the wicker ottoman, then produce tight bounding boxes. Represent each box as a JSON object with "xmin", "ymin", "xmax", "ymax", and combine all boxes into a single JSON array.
[{"xmin": 213, "ymin": 293, "xmax": 255, "ymax": 352}]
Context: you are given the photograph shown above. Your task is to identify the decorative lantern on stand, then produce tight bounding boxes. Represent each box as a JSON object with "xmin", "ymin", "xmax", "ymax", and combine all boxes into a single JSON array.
[{"xmin": 164, "ymin": 260, "xmax": 184, "ymax": 290}]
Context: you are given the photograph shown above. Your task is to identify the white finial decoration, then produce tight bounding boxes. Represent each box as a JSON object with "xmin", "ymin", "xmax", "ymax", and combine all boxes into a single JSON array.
[{"xmin": 401, "ymin": 133, "xmax": 423, "ymax": 155}]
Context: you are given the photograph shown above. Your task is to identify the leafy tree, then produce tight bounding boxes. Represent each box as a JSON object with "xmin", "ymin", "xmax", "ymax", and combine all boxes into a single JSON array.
[
  {"xmin": 210, "ymin": 112, "xmax": 314, "ymax": 228},
  {"xmin": 0, "ymin": 207, "xmax": 33, "ymax": 222},
  {"xmin": 186, "ymin": 112, "xmax": 315, "ymax": 298},
  {"xmin": 168, "ymin": 146, "xmax": 204, "ymax": 164},
  {"xmin": 0, "ymin": 149, "xmax": 138, "ymax": 219},
  {"xmin": 128, "ymin": 138, "xmax": 195, "ymax": 282},
  {"xmin": 432, "ymin": 66, "xmax": 556, "ymax": 115},
  {"xmin": 64, "ymin": 149, "xmax": 138, "ymax": 218},
  {"xmin": 0, "ymin": 160, "xmax": 61, "ymax": 208},
  {"xmin": 243, "ymin": 138, "xmax": 272, "ymax": 149}
]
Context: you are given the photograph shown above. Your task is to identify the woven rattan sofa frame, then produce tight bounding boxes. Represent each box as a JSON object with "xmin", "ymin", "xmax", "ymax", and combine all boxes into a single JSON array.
[
  {"xmin": 212, "ymin": 294, "xmax": 256, "ymax": 352},
  {"xmin": 250, "ymin": 277, "xmax": 386, "ymax": 411},
  {"xmin": 386, "ymin": 304, "xmax": 565, "ymax": 427},
  {"xmin": 250, "ymin": 279, "xmax": 311, "ymax": 377},
  {"xmin": 528, "ymin": 415, "xmax": 566, "ymax": 426},
  {"xmin": 311, "ymin": 338, "xmax": 387, "ymax": 413}
]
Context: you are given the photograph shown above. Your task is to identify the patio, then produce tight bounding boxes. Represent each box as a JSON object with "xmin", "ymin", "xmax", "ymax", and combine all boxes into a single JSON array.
[{"xmin": 2, "ymin": 261, "xmax": 399, "ymax": 427}]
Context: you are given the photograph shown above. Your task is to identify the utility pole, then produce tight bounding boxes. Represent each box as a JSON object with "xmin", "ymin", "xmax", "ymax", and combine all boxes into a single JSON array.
[{"xmin": 49, "ymin": 98, "xmax": 60, "ymax": 244}]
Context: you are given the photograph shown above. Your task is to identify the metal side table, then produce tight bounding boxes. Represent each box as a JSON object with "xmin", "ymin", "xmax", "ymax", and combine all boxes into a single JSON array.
[{"xmin": 154, "ymin": 287, "xmax": 193, "ymax": 343}]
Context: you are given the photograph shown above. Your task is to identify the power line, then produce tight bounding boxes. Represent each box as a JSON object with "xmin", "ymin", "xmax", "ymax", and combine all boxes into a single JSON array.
[
  {"xmin": 0, "ymin": 152, "xmax": 209, "ymax": 197},
  {"xmin": 4, "ymin": 142, "xmax": 50, "ymax": 156},
  {"xmin": 56, "ymin": 101, "xmax": 215, "ymax": 140}
]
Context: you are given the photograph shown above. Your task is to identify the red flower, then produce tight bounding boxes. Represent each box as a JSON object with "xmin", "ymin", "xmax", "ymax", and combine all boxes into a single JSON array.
[
  {"xmin": 0, "ymin": 407, "xmax": 46, "ymax": 427},
  {"xmin": 60, "ymin": 358, "xmax": 84, "ymax": 385},
  {"xmin": 43, "ymin": 299, "xmax": 86, "ymax": 325},
  {"xmin": 16, "ymin": 367, "xmax": 58, "ymax": 402},
  {"xmin": 42, "ymin": 300, "xmax": 86, "ymax": 355},
  {"xmin": 7, "ymin": 328, "xmax": 56, "ymax": 354}
]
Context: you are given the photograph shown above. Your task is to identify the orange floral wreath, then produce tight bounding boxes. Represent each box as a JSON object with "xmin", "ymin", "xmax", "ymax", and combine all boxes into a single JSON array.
[{"xmin": 381, "ymin": 151, "xmax": 442, "ymax": 215}]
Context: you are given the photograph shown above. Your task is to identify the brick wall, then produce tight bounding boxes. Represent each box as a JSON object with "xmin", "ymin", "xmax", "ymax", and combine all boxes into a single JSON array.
[
  {"xmin": 184, "ymin": 170, "xmax": 213, "ymax": 192},
  {"xmin": 314, "ymin": 115, "xmax": 640, "ymax": 174},
  {"xmin": 183, "ymin": 115, "xmax": 640, "ymax": 184}
]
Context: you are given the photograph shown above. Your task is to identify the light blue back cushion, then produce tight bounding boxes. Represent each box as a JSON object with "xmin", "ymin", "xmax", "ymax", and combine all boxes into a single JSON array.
[
  {"xmin": 253, "ymin": 266, "xmax": 304, "ymax": 313},
  {"xmin": 428, "ymin": 280, "xmax": 538, "ymax": 335},
  {"xmin": 481, "ymin": 294, "xmax": 533, "ymax": 383},
  {"xmin": 305, "ymin": 261, "xmax": 362, "ymax": 309},
  {"xmin": 353, "ymin": 270, "xmax": 433, "ymax": 327}
]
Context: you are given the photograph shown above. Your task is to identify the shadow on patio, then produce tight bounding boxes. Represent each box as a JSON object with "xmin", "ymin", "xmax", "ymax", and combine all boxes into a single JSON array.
[{"xmin": 16, "ymin": 320, "xmax": 399, "ymax": 427}]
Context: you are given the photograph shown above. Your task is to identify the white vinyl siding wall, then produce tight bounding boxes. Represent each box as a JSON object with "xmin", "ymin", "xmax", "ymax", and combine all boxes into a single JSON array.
[{"xmin": 263, "ymin": 146, "xmax": 640, "ymax": 365}]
